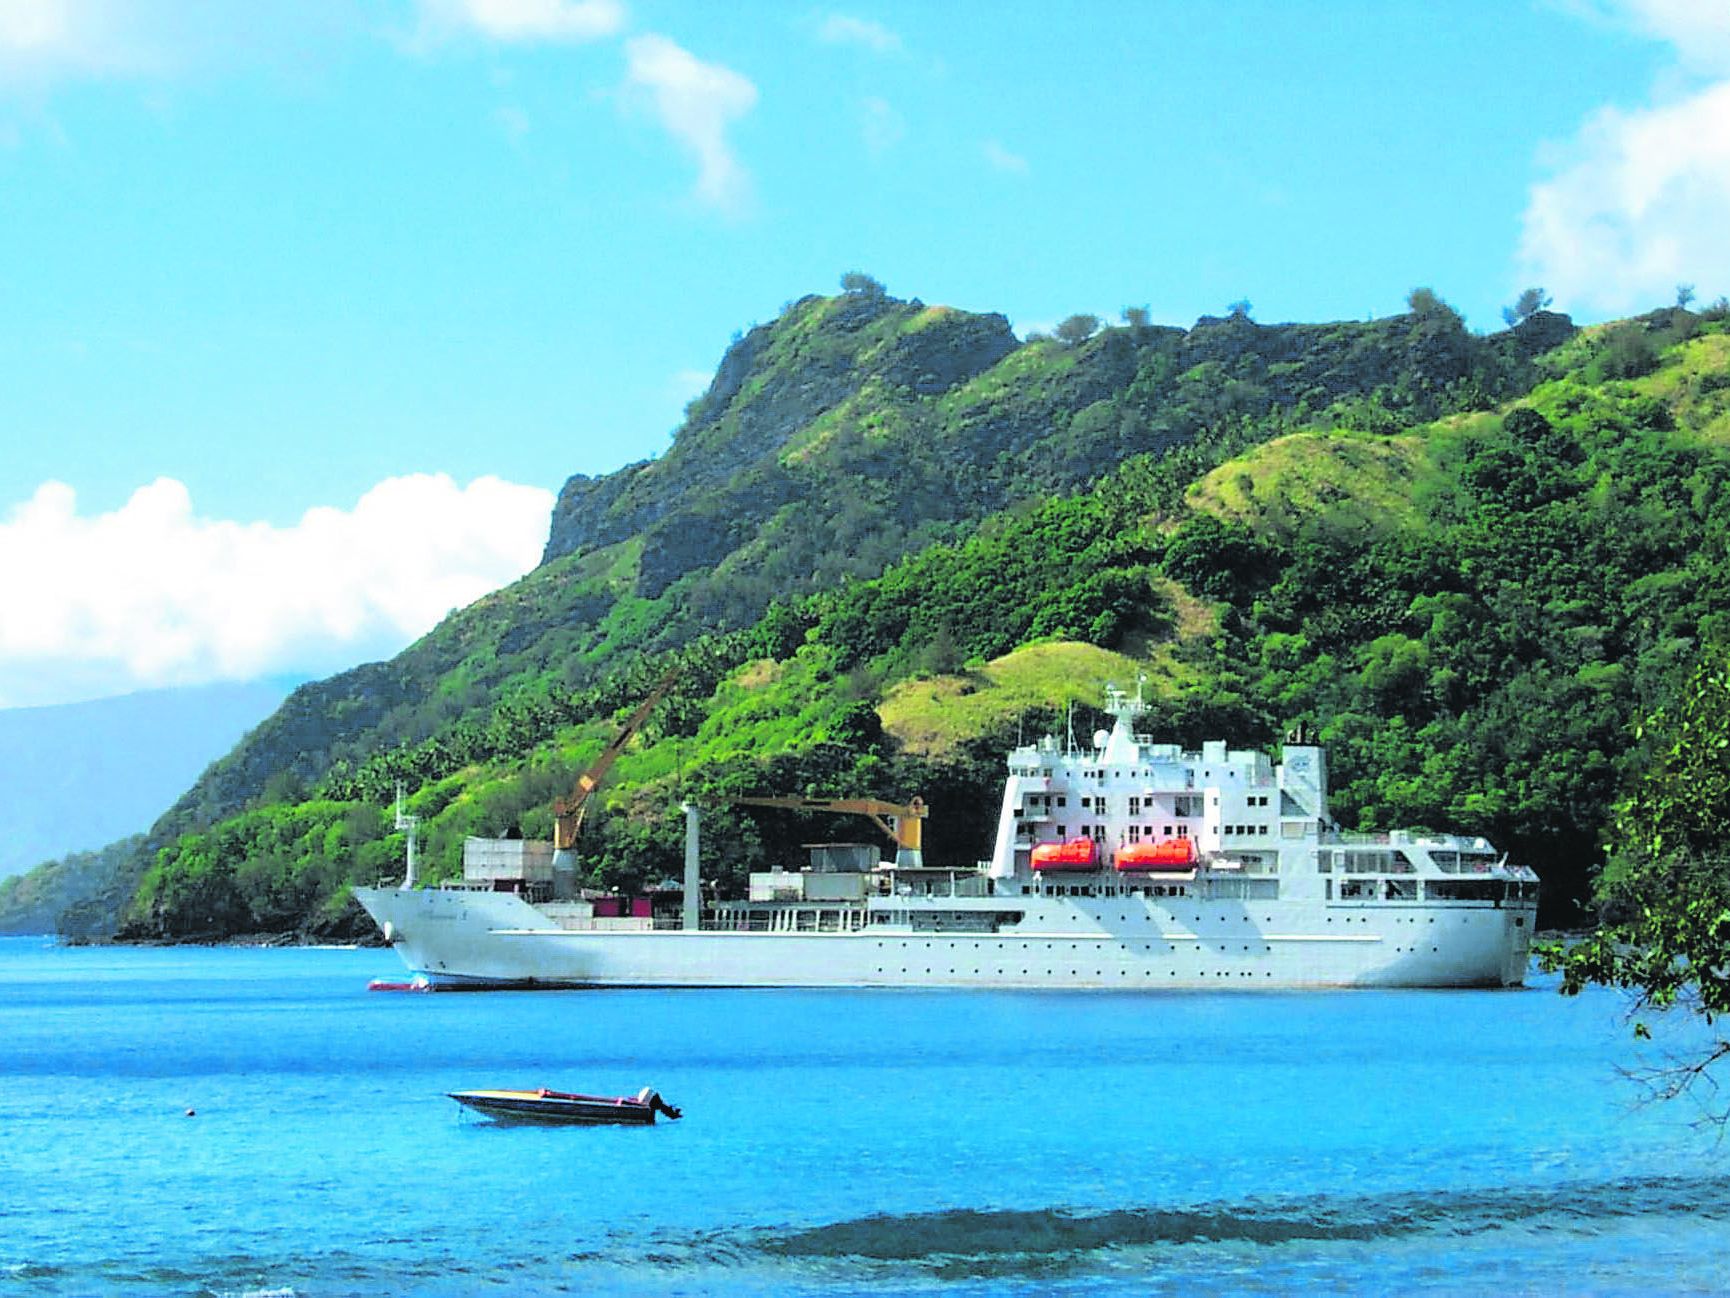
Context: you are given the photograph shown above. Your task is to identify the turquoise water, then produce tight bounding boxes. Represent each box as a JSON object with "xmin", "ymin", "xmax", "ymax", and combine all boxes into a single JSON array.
[{"xmin": 0, "ymin": 936, "xmax": 1725, "ymax": 1296}]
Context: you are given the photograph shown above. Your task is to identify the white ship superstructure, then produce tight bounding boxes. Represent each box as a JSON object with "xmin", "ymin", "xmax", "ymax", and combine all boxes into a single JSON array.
[{"xmin": 355, "ymin": 687, "xmax": 1537, "ymax": 989}]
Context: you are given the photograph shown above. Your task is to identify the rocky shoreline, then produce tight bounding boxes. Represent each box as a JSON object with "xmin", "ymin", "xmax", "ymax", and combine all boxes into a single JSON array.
[{"xmin": 62, "ymin": 929, "xmax": 387, "ymax": 949}]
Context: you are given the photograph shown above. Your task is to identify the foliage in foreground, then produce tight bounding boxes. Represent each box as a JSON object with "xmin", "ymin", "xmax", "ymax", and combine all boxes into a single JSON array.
[{"xmin": 1539, "ymin": 648, "xmax": 1730, "ymax": 1110}]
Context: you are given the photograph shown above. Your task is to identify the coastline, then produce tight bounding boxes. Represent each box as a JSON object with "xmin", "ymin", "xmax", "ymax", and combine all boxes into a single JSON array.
[{"xmin": 56, "ymin": 930, "xmax": 386, "ymax": 949}]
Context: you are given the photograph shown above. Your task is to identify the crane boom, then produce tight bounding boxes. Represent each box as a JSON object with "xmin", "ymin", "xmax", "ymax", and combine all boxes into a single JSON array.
[
  {"xmin": 553, "ymin": 667, "xmax": 679, "ymax": 851},
  {"xmin": 733, "ymin": 795, "xmax": 927, "ymax": 864}
]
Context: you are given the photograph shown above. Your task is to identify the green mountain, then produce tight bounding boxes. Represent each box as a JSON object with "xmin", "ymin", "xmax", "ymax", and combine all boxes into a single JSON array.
[
  {"xmin": 23, "ymin": 285, "xmax": 1729, "ymax": 942},
  {"xmin": 143, "ymin": 288, "xmax": 1563, "ymax": 836},
  {"xmin": 0, "ymin": 680, "xmax": 289, "ymax": 881}
]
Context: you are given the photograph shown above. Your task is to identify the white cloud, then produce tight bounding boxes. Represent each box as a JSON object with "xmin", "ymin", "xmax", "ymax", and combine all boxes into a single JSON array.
[
  {"xmin": 1560, "ymin": 0, "xmax": 1730, "ymax": 75},
  {"xmin": 0, "ymin": 1, "xmax": 364, "ymax": 89},
  {"xmin": 1517, "ymin": 82, "xmax": 1730, "ymax": 313},
  {"xmin": 0, "ymin": 474, "xmax": 554, "ymax": 709},
  {"xmin": 861, "ymin": 95, "xmax": 903, "ymax": 155},
  {"xmin": 982, "ymin": 138, "xmax": 1028, "ymax": 175},
  {"xmin": 1516, "ymin": 2, "xmax": 1730, "ymax": 314},
  {"xmin": 621, "ymin": 33, "xmax": 757, "ymax": 216},
  {"xmin": 817, "ymin": 14, "xmax": 901, "ymax": 55},
  {"xmin": 0, "ymin": 0, "xmax": 166, "ymax": 85},
  {"xmin": 412, "ymin": 0, "xmax": 625, "ymax": 44}
]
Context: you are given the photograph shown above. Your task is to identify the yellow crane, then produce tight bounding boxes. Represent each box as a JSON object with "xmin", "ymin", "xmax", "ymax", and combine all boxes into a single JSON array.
[
  {"xmin": 732, "ymin": 795, "xmax": 928, "ymax": 866},
  {"xmin": 553, "ymin": 668, "xmax": 679, "ymax": 851}
]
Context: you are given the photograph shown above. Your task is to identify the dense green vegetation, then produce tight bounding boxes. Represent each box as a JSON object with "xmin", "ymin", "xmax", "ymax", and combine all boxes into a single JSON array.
[
  {"xmin": 789, "ymin": 313, "xmax": 1730, "ymax": 924},
  {"xmin": 1540, "ymin": 646, "xmax": 1730, "ymax": 1108},
  {"xmin": 149, "ymin": 286, "xmax": 1564, "ymax": 844},
  {"xmin": 19, "ymin": 286, "xmax": 1730, "ymax": 955},
  {"xmin": 3, "ymin": 284, "xmax": 1567, "ymax": 938},
  {"xmin": 0, "ymin": 837, "xmax": 143, "ymax": 938}
]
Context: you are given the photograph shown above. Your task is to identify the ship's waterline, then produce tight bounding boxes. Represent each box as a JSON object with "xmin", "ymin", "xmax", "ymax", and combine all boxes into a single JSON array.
[{"xmin": 356, "ymin": 685, "xmax": 1537, "ymax": 990}]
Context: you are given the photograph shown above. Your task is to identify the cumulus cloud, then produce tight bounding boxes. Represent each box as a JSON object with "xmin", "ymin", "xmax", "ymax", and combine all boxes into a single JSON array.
[
  {"xmin": 817, "ymin": 14, "xmax": 901, "ymax": 55},
  {"xmin": 412, "ymin": 0, "xmax": 625, "ymax": 44},
  {"xmin": 0, "ymin": 0, "xmax": 166, "ymax": 85},
  {"xmin": 0, "ymin": 474, "xmax": 554, "ymax": 708},
  {"xmin": 621, "ymin": 33, "xmax": 757, "ymax": 216},
  {"xmin": 1517, "ymin": 83, "xmax": 1730, "ymax": 313},
  {"xmin": 982, "ymin": 138, "xmax": 1028, "ymax": 175},
  {"xmin": 1564, "ymin": 0, "xmax": 1730, "ymax": 75},
  {"xmin": 0, "ymin": 0, "xmax": 361, "ymax": 90},
  {"xmin": 1516, "ymin": 1, "xmax": 1730, "ymax": 313}
]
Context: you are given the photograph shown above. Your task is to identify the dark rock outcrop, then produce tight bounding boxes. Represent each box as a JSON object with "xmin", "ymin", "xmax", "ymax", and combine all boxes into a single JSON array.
[
  {"xmin": 1509, "ymin": 309, "xmax": 1577, "ymax": 356},
  {"xmin": 876, "ymin": 310, "xmax": 1017, "ymax": 395}
]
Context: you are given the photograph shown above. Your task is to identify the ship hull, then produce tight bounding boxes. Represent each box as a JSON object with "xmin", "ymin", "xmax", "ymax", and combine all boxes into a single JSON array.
[{"xmin": 354, "ymin": 887, "xmax": 1534, "ymax": 991}]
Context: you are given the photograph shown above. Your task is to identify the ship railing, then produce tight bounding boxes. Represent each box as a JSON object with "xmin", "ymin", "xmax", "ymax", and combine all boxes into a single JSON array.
[
  {"xmin": 1435, "ymin": 858, "xmax": 1500, "ymax": 875},
  {"xmin": 1339, "ymin": 858, "xmax": 1417, "ymax": 875},
  {"xmin": 722, "ymin": 915, "xmax": 774, "ymax": 932}
]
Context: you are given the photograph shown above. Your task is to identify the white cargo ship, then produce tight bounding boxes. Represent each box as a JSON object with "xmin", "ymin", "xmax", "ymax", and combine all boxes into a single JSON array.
[{"xmin": 354, "ymin": 686, "xmax": 1537, "ymax": 989}]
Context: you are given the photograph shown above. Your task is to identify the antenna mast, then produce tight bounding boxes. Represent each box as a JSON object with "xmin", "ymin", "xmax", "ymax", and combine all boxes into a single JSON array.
[{"xmin": 394, "ymin": 781, "xmax": 420, "ymax": 891}]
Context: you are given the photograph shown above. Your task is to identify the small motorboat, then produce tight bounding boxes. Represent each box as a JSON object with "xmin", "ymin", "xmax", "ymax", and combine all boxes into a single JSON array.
[{"xmin": 449, "ymin": 1086, "xmax": 682, "ymax": 1126}]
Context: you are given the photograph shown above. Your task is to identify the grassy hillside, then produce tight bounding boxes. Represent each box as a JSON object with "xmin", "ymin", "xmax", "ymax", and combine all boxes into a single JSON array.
[
  {"xmin": 7, "ymin": 285, "xmax": 1562, "ymax": 938},
  {"xmin": 45, "ymin": 286, "xmax": 1728, "ymax": 939},
  {"xmin": 152, "ymin": 290, "xmax": 1558, "ymax": 834}
]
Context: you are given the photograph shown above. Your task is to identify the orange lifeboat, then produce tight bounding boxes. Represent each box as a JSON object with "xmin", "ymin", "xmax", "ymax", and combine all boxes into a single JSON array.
[
  {"xmin": 1114, "ymin": 838, "xmax": 1198, "ymax": 872},
  {"xmin": 1031, "ymin": 838, "xmax": 1101, "ymax": 872}
]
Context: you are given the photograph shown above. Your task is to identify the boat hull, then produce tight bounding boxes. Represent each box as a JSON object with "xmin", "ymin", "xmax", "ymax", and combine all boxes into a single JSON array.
[
  {"xmin": 449, "ymin": 1089, "xmax": 661, "ymax": 1125},
  {"xmin": 355, "ymin": 887, "xmax": 1535, "ymax": 991}
]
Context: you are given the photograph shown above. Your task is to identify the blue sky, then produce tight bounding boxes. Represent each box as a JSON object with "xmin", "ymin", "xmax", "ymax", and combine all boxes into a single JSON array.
[{"xmin": 2, "ymin": 0, "xmax": 1728, "ymax": 707}]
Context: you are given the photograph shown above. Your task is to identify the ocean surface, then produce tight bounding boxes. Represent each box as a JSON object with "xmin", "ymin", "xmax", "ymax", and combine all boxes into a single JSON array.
[{"xmin": 0, "ymin": 937, "xmax": 1725, "ymax": 1297}]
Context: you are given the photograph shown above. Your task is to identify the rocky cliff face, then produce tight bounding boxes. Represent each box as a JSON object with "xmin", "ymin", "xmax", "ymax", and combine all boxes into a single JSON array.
[
  {"xmin": 542, "ymin": 295, "xmax": 1018, "ymax": 569},
  {"xmin": 125, "ymin": 288, "xmax": 1573, "ymax": 874}
]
